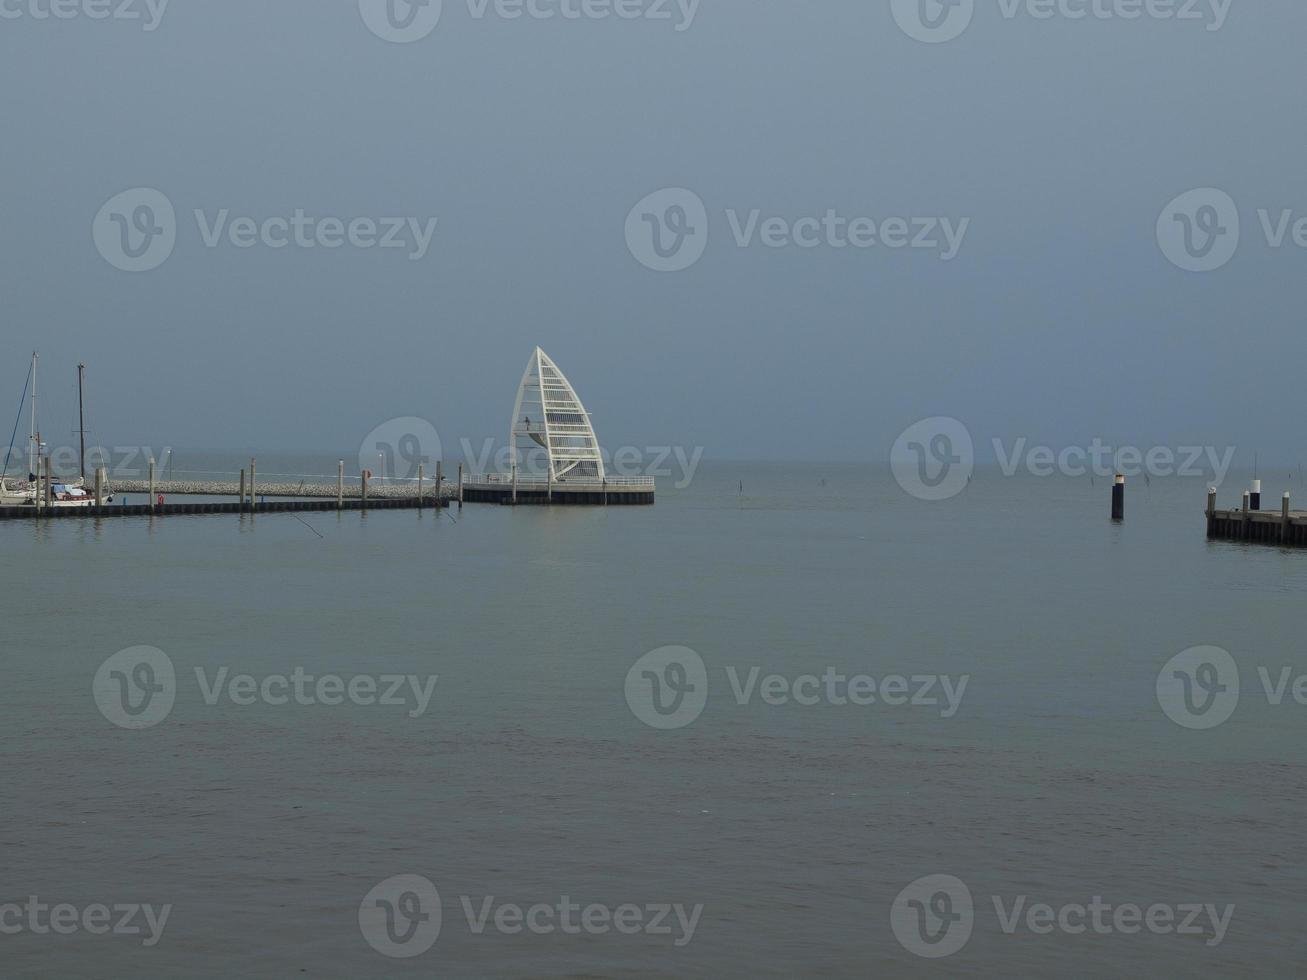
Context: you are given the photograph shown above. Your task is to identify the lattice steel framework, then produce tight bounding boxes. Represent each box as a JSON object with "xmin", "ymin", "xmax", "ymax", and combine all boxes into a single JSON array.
[{"xmin": 508, "ymin": 348, "xmax": 606, "ymax": 481}]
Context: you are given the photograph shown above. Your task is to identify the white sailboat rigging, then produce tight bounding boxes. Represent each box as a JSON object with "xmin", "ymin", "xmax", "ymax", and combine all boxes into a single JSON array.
[{"xmin": 1, "ymin": 354, "xmax": 106, "ymax": 507}]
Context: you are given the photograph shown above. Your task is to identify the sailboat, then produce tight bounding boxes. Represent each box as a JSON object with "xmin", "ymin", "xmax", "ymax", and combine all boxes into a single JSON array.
[{"xmin": 1, "ymin": 354, "xmax": 107, "ymax": 508}]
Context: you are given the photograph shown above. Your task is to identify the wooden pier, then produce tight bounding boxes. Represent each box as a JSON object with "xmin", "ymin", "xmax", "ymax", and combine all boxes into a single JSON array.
[
  {"xmin": 0, "ymin": 496, "xmax": 448, "ymax": 521},
  {"xmin": 0, "ymin": 467, "xmax": 654, "ymax": 520},
  {"xmin": 1206, "ymin": 489, "xmax": 1307, "ymax": 546}
]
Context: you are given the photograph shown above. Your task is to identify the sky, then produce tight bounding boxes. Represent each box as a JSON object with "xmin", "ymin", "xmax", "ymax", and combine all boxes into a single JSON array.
[{"xmin": 1, "ymin": 0, "xmax": 1302, "ymax": 467}]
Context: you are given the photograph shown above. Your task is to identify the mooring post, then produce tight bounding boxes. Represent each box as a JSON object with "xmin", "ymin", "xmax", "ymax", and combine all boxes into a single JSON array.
[
  {"xmin": 149, "ymin": 457, "xmax": 156, "ymax": 513},
  {"xmin": 458, "ymin": 464, "xmax": 464, "ymax": 507},
  {"xmin": 511, "ymin": 461, "xmax": 518, "ymax": 505},
  {"xmin": 1207, "ymin": 487, "xmax": 1217, "ymax": 538},
  {"xmin": 1282, "ymin": 492, "xmax": 1291, "ymax": 544},
  {"xmin": 250, "ymin": 459, "xmax": 257, "ymax": 513},
  {"xmin": 95, "ymin": 467, "xmax": 104, "ymax": 508},
  {"xmin": 44, "ymin": 456, "xmax": 52, "ymax": 508},
  {"xmin": 33, "ymin": 457, "xmax": 41, "ymax": 514},
  {"xmin": 418, "ymin": 463, "xmax": 424, "ymax": 509},
  {"xmin": 1111, "ymin": 474, "xmax": 1125, "ymax": 521},
  {"xmin": 1242, "ymin": 490, "xmax": 1250, "ymax": 540},
  {"xmin": 603, "ymin": 477, "xmax": 608, "ymax": 507},
  {"xmin": 362, "ymin": 469, "xmax": 369, "ymax": 507},
  {"xmin": 239, "ymin": 469, "xmax": 246, "ymax": 512},
  {"xmin": 338, "ymin": 460, "xmax": 344, "ymax": 510},
  {"xmin": 547, "ymin": 469, "xmax": 553, "ymax": 504},
  {"xmin": 1250, "ymin": 479, "xmax": 1262, "ymax": 512},
  {"xmin": 436, "ymin": 461, "xmax": 443, "ymax": 505}
]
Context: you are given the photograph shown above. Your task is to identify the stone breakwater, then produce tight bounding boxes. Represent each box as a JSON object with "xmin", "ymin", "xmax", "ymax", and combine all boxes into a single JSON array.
[{"xmin": 113, "ymin": 479, "xmax": 449, "ymax": 500}]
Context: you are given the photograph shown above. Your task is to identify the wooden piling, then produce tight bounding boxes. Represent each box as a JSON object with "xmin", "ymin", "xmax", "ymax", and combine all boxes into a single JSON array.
[
  {"xmin": 44, "ymin": 457, "xmax": 52, "ymax": 508},
  {"xmin": 512, "ymin": 462, "xmax": 518, "ymax": 506},
  {"xmin": 94, "ymin": 467, "xmax": 104, "ymax": 507},
  {"xmin": 250, "ymin": 459, "xmax": 257, "ymax": 512},
  {"xmin": 458, "ymin": 464, "xmax": 464, "ymax": 506},
  {"xmin": 1199, "ymin": 489, "xmax": 1307, "ymax": 547},
  {"xmin": 1111, "ymin": 474, "xmax": 1125, "ymax": 521},
  {"xmin": 361, "ymin": 469, "xmax": 369, "ymax": 507},
  {"xmin": 418, "ymin": 463, "xmax": 424, "ymax": 509},
  {"xmin": 150, "ymin": 458, "xmax": 157, "ymax": 513},
  {"xmin": 338, "ymin": 460, "xmax": 344, "ymax": 510},
  {"xmin": 239, "ymin": 469, "xmax": 246, "ymax": 512}
]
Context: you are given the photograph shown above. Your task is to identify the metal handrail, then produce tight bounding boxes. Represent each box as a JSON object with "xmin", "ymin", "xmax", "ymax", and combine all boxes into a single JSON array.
[{"xmin": 467, "ymin": 473, "xmax": 655, "ymax": 488}]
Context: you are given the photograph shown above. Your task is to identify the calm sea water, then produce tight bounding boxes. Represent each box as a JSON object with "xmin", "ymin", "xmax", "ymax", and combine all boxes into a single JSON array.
[{"xmin": 3, "ymin": 459, "xmax": 1305, "ymax": 977}]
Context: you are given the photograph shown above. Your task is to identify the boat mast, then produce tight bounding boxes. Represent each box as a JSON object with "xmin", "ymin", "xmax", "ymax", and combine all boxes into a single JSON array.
[
  {"xmin": 28, "ymin": 352, "xmax": 37, "ymax": 480},
  {"xmin": 78, "ymin": 363, "xmax": 86, "ymax": 481}
]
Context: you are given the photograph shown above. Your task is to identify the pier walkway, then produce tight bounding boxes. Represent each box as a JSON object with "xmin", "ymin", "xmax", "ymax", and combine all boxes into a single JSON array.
[
  {"xmin": 1207, "ymin": 489, "xmax": 1307, "ymax": 546},
  {"xmin": 460, "ymin": 474, "xmax": 655, "ymax": 505},
  {"xmin": 0, "ymin": 496, "xmax": 448, "ymax": 521}
]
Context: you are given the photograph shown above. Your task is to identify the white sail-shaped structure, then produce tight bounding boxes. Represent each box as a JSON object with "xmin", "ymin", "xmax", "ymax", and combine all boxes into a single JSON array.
[{"xmin": 509, "ymin": 347, "xmax": 606, "ymax": 482}]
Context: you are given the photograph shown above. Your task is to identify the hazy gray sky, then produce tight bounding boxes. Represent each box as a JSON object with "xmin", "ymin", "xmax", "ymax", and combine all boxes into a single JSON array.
[{"xmin": 1, "ymin": 0, "xmax": 1301, "ymax": 464}]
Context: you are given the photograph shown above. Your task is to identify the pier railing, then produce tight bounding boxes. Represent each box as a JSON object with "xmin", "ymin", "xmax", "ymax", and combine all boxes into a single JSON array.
[{"xmin": 466, "ymin": 473, "xmax": 656, "ymax": 489}]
